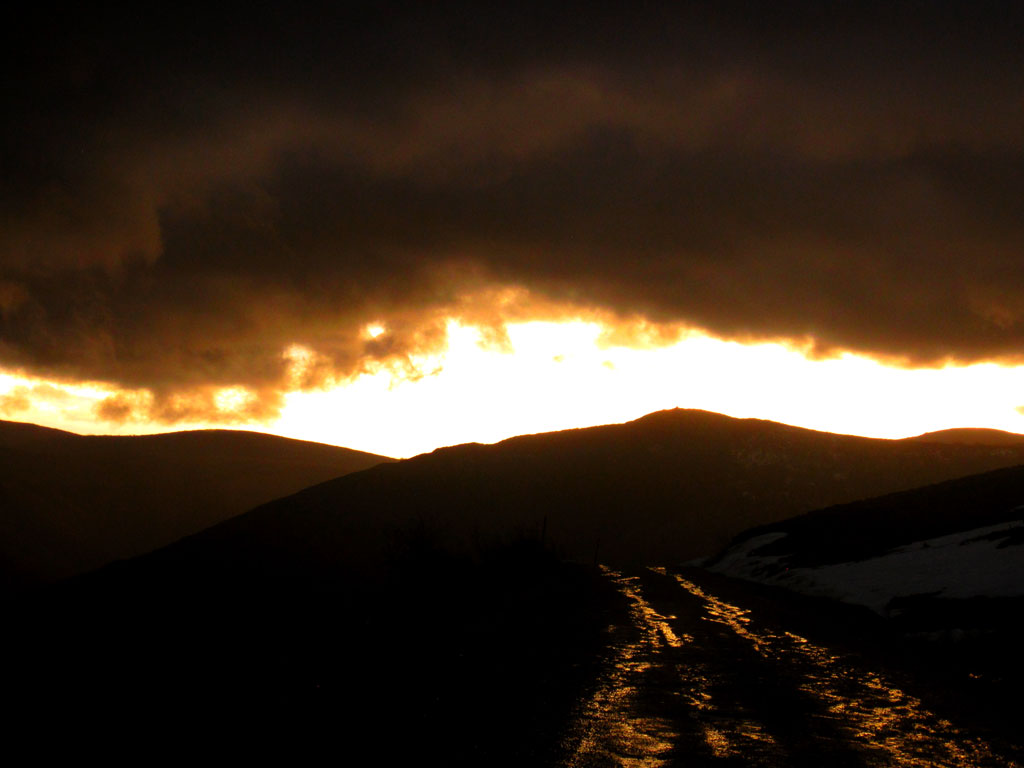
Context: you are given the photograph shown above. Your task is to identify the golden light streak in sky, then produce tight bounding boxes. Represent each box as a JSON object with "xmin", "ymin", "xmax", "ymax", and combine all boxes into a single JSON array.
[{"xmin": 4, "ymin": 320, "xmax": 1024, "ymax": 457}]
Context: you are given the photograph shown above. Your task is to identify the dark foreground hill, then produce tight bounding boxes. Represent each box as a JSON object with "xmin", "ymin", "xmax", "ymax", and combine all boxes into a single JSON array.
[{"xmin": 0, "ymin": 420, "xmax": 390, "ymax": 595}]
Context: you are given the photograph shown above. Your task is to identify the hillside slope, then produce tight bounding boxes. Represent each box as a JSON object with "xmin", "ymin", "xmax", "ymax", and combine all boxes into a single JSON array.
[
  {"xmin": 706, "ymin": 463, "xmax": 1024, "ymax": 628},
  {"xmin": 100, "ymin": 408, "xmax": 1024, "ymax": 588},
  {"xmin": 0, "ymin": 421, "xmax": 390, "ymax": 594}
]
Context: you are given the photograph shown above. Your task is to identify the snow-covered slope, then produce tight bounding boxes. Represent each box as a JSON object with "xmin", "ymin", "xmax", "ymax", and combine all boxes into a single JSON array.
[
  {"xmin": 709, "ymin": 520, "xmax": 1024, "ymax": 615},
  {"xmin": 704, "ymin": 463, "xmax": 1024, "ymax": 632}
]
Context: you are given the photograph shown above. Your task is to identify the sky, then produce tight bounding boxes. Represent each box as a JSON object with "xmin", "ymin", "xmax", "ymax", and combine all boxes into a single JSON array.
[{"xmin": 4, "ymin": 2, "xmax": 1024, "ymax": 457}]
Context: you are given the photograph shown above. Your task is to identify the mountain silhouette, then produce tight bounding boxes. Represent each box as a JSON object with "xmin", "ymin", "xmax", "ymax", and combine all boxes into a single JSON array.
[
  {"xmin": 13, "ymin": 408, "xmax": 1024, "ymax": 760},
  {"xmin": 0, "ymin": 420, "xmax": 390, "ymax": 596},
  {"xmin": 907, "ymin": 427, "xmax": 1024, "ymax": 445},
  {"xmin": 86, "ymin": 408, "xmax": 1024, "ymax": 592}
]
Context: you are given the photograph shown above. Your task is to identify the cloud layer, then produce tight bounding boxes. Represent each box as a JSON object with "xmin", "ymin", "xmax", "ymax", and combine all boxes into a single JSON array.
[{"xmin": 4, "ymin": 3, "xmax": 1024, "ymax": 421}]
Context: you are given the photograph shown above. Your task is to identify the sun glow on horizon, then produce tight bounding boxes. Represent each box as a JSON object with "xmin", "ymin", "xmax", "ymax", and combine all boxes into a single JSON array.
[
  {"xmin": 271, "ymin": 320, "xmax": 1024, "ymax": 456},
  {"xmin": 5, "ymin": 319, "xmax": 1024, "ymax": 457}
]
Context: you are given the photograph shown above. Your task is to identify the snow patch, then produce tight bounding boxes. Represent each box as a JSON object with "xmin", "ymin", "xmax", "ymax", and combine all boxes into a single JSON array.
[
  {"xmin": 709, "ymin": 520, "xmax": 1024, "ymax": 615},
  {"xmin": 710, "ymin": 532, "xmax": 789, "ymax": 573}
]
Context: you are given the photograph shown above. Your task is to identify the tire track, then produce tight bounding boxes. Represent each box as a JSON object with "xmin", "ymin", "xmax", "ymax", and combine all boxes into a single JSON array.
[
  {"xmin": 560, "ymin": 566, "xmax": 1019, "ymax": 767},
  {"xmin": 667, "ymin": 568, "xmax": 1017, "ymax": 768}
]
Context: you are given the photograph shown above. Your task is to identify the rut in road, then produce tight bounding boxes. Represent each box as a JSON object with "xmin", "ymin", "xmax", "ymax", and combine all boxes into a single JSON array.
[{"xmin": 561, "ymin": 566, "xmax": 1018, "ymax": 768}]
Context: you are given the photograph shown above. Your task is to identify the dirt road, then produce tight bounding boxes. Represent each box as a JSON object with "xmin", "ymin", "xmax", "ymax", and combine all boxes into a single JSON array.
[{"xmin": 559, "ymin": 566, "xmax": 1020, "ymax": 767}]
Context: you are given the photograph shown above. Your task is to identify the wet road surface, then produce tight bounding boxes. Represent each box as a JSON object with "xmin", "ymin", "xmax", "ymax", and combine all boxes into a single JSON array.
[{"xmin": 560, "ymin": 566, "xmax": 1020, "ymax": 767}]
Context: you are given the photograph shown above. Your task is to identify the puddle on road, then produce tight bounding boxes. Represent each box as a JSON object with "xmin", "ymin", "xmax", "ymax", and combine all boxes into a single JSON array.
[
  {"xmin": 564, "ymin": 567, "xmax": 782, "ymax": 767},
  {"xmin": 671, "ymin": 572, "xmax": 1018, "ymax": 768},
  {"xmin": 646, "ymin": 567, "xmax": 785, "ymax": 763},
  {"xmin": 564, "ymin": 567, "xmax": 1017, "ymax": 767},
  {"xmin": 564, "ymin": 567, "xmax": 680, "ymax": 767}
]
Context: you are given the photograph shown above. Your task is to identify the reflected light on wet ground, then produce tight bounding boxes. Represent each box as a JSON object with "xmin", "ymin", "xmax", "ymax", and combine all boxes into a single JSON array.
[
  {"xmin": 564, "ymin": 567, "xmax": 784, "ymax": 766},
  {"xmin": 560, "ymin": 566, "xmax": 1018, "ymax": 767},
  {"xmin": 671, "ymin": 572, "xmax": 1015, "ymax": 768},
  {"xmin": 563, "ymin": 567, "xmax": 682, "ymax": 767}
]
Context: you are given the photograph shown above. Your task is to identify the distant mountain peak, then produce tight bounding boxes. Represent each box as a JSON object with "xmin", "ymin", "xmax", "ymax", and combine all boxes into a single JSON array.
[{"xmin": 906, "ymin": 427, "xmax": 1024, "ymax": 446}]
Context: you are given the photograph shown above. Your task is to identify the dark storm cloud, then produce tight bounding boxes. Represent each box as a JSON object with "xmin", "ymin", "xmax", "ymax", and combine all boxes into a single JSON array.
[{"xmin": 3, "ymin": 2, "xmax": 1024, "ymax": 420}]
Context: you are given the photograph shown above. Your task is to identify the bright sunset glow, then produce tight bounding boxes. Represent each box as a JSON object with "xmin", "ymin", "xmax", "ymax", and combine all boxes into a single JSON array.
[
  {"xmin": 4, "ymin": 321, "xmax": 1024, "ymax": 458},
  {"xmin": 214, "ymin": 386, "xmax": 257, "ymax": 414}
]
